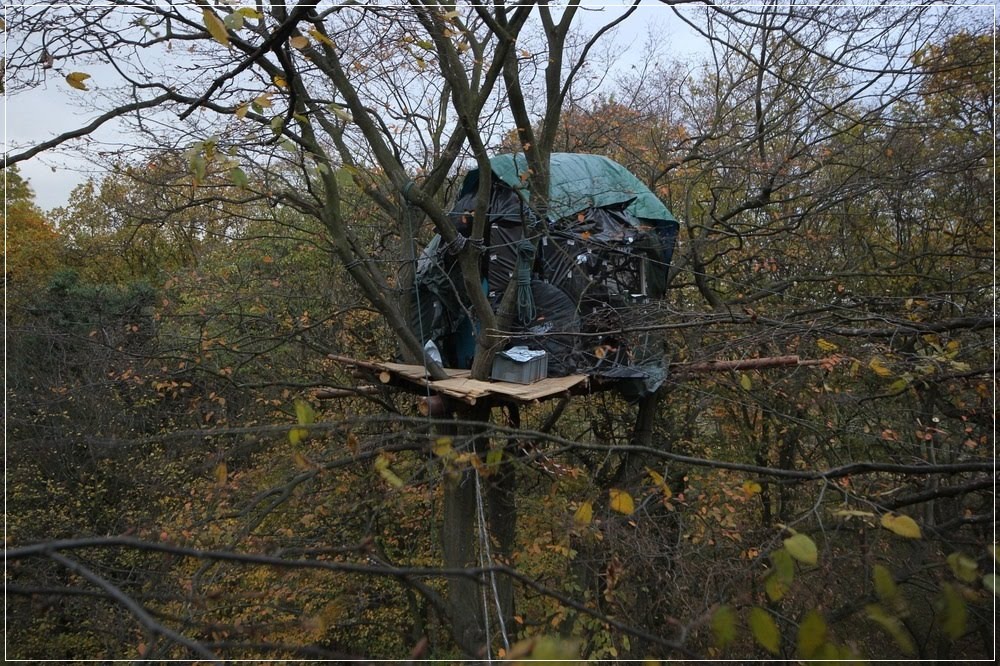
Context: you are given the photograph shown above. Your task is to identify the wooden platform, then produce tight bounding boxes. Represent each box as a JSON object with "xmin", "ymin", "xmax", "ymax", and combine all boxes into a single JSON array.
[{"xmin": 329, "ymin": 355, "xmax": 588, "ymax": 405}]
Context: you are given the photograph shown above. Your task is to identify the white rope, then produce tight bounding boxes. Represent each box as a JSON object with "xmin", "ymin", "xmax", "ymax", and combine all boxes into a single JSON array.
[
  {"xmin": 474, "ymin": 468, "xmax": 511, "ymax": 655},
  {"xmin": 473, "ymin": 469, "xmax": 494, "ymax": 662}
]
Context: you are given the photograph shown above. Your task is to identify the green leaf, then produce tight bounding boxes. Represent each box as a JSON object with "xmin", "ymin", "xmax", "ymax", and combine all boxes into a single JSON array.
[
  {"xmin": 881, "ymin": 513, "xmax": 922, "ymax": 539},
  {"xmin": 946, "ymin": 552, "xmax": 978, "ymax": 583},
  {"xmin": 189, "ymin": 154, "xmax": 207, "ymax": 184},
  {"xmin": 710, "ymin": 605, "xmax": 736, "ymax": 649},
  {"xmin": 771, "ymin": 547, "xmax": 795, "ymax": 582},
  {"xmin": 983, "ymin": 573, "xmax": 997, "ymax": 595},
  {"xmin": 940, "ymin": 583, "xmax": 967, "ymax": 640},
  {"xmin": 764, "ymin": 571, "xmax": 789, "ymax": 602},
  {"xmin": 887, "ymin": 377, "xmax": 909, "ymax": 393},
  {"xmin": 796, "ymin": 610, "xmax": 826, "ymax": 659},
  {"xmin": 873, "ymin": 564, "xmax": 903, "ymax": 613},
  {"xmin": 229, "ymin": 167, "xmax": 248, "ymax": 189},
  {"xmin": 485, "ymin": 447, "xmax": 503, "ymax": 473},
  {"xmin": 294, "ymin": 399, "xmax": 315, "ymax": 425},
  {"xmin": 329, "ymin": 104, "xmax": 353, "ymax": 123},
  {"xmin": 222, "ymin": 11, "xmax": 244, "ymax": 31},
  {"xmin": 749, "ymin": 607, "xmax": 780, "ymax": 655},
  {"xmin": 270, "ymin": 115, "xmax": 285, "ymax": 135},
  {"xmin": 202, "ymin": 8, "xmax": 230, "ymax": 47},
  {"xmin": 865, "ymin": 603, "xmax": 915, "ymax": 655},
  {"xmin": 235, "ymin": 7, "xmax": 262, "ymax": 19},
  {"xmin": 783, "ymin": 533, "xmax": 818, "ymax": 566}
]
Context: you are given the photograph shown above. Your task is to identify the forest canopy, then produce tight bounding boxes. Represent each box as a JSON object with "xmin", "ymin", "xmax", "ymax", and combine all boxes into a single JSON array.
[{"xmin": 4, "ymin": 2, "xmax": 996, "ymax": 661}]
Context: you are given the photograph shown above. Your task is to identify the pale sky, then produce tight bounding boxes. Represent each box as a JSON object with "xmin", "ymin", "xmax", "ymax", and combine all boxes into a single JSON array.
[{"xmin": 4, "ymin": 2, "xmax": 706, "ymax": 212}]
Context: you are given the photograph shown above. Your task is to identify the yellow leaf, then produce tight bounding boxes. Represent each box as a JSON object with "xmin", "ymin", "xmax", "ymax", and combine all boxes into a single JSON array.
[
  {"xmin": 202, "ymin": 8, "xmax": 230, "ymax": 48},
  {"xmin": 816, "ymin": 338, "xmax": 839, "ymax": 351},
  {"xmin": 868, "ymin": 357, "xmax": 893, "ymax": 377},
  {"xmin": 783, "ymin": 533, "xmax": 818, "ymax": 565},
  {"xmin": 235, "ymin": 7, "xmax": 262, "ymax": 19},
  {"xmin": 573, "ymin": 501, "xmax": 593, "ymax": 526},
  {"xmin": 308, "ymin": 28, "xmax": 335, "ymax": 47},
  {"xmin": 214, "ymin": 461, "xmax": 227, "ymax": 487},
  {"xmin": 880, "ymin": 512, "xmax": 922, "ymax": 539},
  {"xmin": 65, "ymin": 72, "xmax": 91, "ymax": 90},
  {"xmin": 432, "ymin": 436, "xmax": 454, "ymax": 458},
  {"xmin": 742, "ymin": 480, "xmax": 762, "ymax": 496},
  {"xmin": 739, "ymin": 372, "xmax": 752, "ymax": 391},
  {"xmin": 234, "ymin": 103, "xmax": 250, "ymax": 119},
  {"xmin": 288, "ymin": 426, "xmax": 308, "ymax": 445},
  {"xmin": 289, "ymin": 35, "xmax": 310, "ymax": 50},
  {"xmin": 379, "ymin": 467, "xmax": 405, "ymax": 488},
  {"xmin": 292, "ymin": 451, "xmax": 311, "ymax": 470},
  {"xmin": 645, "ymin": 468, "xmax": 672, "ymax": 499},
  {"xmin": 254, "ymin": 93, "xmax": 272, "ymax": 108},
  {"xmin": 609, "ymin": 489, "xmax": 635, "ymax": 515},
  {"xmin": 273, "ymin": 74, "xmax": 288, "ymax": 89},
  {"xmin": 946, "ymin": 552, "xmax": 978, "ymax": 583}
]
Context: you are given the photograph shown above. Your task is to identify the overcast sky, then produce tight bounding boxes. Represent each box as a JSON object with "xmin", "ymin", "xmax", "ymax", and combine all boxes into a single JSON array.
[{"xmin": 5, "ymin": 2, "xmax": 712, "ymax": 212}]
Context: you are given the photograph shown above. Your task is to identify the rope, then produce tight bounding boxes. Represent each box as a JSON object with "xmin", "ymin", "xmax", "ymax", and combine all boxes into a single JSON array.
[
  {"xmin": 514, "ymin": 239, "xmax": 536, "ymax": 324},
  {"xmin": 474, "ymin": 470, "xmax": 494, "ymax": 662},
  {"xmin": 474, "ymin": 468, "xmax": 511, "ymax": 657}
]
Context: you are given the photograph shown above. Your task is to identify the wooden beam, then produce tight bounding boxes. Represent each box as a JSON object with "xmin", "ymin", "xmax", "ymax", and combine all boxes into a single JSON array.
[
  {"xmin": 671, "ymin": 355, "xmax": 833, "ymax": 374},
  {"xmin": 313, "ymin": 385, "xmax": 381, "ymax": 399}
]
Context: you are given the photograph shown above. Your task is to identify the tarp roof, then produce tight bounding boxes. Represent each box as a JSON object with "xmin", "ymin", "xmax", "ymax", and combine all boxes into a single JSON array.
[{"xmin": 458, "ymin": 153, "xmax": 677, "ymax": 223}]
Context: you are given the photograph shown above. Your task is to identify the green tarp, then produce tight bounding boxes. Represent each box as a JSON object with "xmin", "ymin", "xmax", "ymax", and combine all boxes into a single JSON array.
[{"xmin": 458, "ymin": 153, "xmax": 677, "ymax": 223}]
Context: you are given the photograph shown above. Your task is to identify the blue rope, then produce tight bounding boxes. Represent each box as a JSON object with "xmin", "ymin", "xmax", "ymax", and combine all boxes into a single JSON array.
[{"xmin": 514, "ymin": 239, "xmax": 536, "ymax": 324}]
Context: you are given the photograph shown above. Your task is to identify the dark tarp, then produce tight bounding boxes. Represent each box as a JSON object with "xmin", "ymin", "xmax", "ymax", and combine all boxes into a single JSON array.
[{"xmin": 409, "ymin": 153, "xmax": 679, "ymax": 397}]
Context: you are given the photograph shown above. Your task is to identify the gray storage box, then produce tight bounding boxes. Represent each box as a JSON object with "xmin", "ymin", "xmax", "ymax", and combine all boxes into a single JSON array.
[{"xmin": 491, "ymin": 346, "xmax": 548, "ymax": 384}]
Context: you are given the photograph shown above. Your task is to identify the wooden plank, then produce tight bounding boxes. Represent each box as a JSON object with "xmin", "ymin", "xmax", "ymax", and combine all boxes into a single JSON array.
[
  {"xmin": 481, "ymin": 374, "xmax": 588, "ymax": 401},
  {"xmin": 381, "ymin": 361, "xmax": 471, "ymax": 380},
  {"xmin": 426, "ymin": 377, "xmax": 495, "ymax": 403}
]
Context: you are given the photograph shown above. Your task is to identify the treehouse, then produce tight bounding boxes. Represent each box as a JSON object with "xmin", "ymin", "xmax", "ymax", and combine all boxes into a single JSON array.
[{"xmin": 408, "ymin": 153, "xmax": 679, "ymax": 400}]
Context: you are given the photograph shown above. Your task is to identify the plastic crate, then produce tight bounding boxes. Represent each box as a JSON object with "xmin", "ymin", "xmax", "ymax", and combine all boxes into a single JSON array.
[{"xmin": 491, "ymin": 347, "xmax": 548, "ymax": 384}]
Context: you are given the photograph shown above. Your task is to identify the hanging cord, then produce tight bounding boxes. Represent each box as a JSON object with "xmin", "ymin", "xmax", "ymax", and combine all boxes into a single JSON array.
[
  {"xmin": 474, "ymin": 469, "xmax": 494, "ymax": 662},
  {"xmin": 474, "ymin": 468, "xmax": 511, "ymax": 657},
  {"xmin": 514, "ymin": 238, "xmax": 536, "ymax": 325}
]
